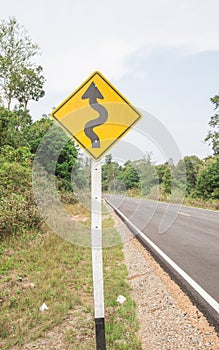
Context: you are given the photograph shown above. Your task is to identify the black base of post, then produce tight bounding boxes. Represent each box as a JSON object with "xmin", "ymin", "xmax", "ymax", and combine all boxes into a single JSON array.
[{"xmin": 95, "ymin": 317, "xmax": 106, "ymax": 350}]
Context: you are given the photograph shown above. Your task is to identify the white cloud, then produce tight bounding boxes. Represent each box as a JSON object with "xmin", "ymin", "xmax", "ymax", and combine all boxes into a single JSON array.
[
  {"xmin": 2, "ymin": 0, "xmax": 219, "ymax": 95},
  {"xmin": 30, "ymin": 0, "xmax": 219, "ymax": 96},
  {"xmin": 41, "ymin": 39, "xmax": 141, "ymax": 94}
]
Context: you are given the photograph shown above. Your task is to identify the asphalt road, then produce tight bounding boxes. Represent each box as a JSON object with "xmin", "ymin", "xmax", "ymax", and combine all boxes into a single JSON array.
[{"xmin": 105, "ymin": 195, "xmax": 219, "ymax": 306}]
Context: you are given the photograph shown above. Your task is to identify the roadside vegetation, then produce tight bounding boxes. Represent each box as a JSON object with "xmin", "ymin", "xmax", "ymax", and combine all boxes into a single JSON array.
[
  {"xmin": 0, "ymin": 15, "xmax": 218, "ymax": 349},
  {"xmin": 102, "ymin": 94, "xmax": 219, "ymax": 210},
  {"xmin": 0, "ymin": 203, "xmax": 140, "ymax": 349},
  {"xmin": 102, "ymin": 153, "xmax": 219, "ymax": 210}
]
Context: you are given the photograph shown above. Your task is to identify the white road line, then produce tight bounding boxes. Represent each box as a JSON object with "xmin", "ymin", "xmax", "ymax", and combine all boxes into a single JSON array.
[
  {"xmin": 106, "ymin": 199, "xmax": 219, "ymax": 315},
  {"xmin": 177, "ymin": 212, "xmax": 191, "ymax": 217}
]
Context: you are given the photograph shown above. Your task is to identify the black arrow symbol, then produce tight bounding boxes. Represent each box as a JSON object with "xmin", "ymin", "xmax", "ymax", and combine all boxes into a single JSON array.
[{"xmin": 82, "ymin": 82, "xmax": 108, "ymax": 148}]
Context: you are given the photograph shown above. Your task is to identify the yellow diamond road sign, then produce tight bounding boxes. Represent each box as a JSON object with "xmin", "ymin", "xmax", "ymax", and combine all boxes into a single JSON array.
[{"xmin": 50, "ymin": 71, "xmax": 142, "ymax": 160}]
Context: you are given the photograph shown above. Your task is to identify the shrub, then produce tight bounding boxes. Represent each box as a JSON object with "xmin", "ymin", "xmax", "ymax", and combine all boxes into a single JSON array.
[
  {"xmin": 0, "ymin": 191, "xmax": 41, "ymax": 237},
  {"xmin": 195, "ymin": 157, "xmax": 219, "ymax": 200},
  {"xmin": 0, "ymin": 150, "xmax": 42, "ymax": 239}
]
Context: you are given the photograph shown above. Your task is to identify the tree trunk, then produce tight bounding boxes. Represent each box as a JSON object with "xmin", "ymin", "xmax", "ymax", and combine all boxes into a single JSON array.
[
  {"xmin": 24, "ymin": 100, "xmax": 28, "ymax": 111},
  {"xmin": 7, "ymin": 97, "xmax": 11, "ymax": 110}
]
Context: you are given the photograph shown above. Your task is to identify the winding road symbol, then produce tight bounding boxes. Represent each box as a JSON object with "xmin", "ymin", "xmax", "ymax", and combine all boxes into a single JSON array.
[
  {"xmin": 82, "ymin": 82, "xmax": 108, "ymax": 148},
  {"xmin": 51, "ymin": 71, "xmax": 142, "ymax": 160}
]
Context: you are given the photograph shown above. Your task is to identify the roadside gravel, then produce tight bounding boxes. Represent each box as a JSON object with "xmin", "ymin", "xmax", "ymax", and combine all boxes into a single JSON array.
[{"xmin": 110, "ymin": 208, "xmax": 219, "ymax": 349}]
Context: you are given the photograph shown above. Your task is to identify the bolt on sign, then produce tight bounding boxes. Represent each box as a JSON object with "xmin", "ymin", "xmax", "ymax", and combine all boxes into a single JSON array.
[{"xmin": 50, "ymin": 71, "xmax": 142, "ymax": 160}]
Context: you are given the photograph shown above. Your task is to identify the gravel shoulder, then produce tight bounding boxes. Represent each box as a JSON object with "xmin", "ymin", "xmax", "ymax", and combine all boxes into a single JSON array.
[{"xmin": 110, "ymin": 207, "xmax": 219, "ymax": 349}]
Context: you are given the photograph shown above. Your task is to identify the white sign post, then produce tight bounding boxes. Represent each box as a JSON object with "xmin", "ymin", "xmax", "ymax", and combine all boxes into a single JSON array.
[
  {"xmin": 91, "ymin": 160, "xmax": 106, "ymax": 349},
  {"xmin": 50, "ymin": 71, "xmax": 142, "ymax": 349}
]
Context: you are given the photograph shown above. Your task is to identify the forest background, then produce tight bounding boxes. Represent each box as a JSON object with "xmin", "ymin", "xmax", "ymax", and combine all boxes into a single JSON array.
[{"xmin": 0, "ymin": 17, "xmax": 218, "ymax": 240}]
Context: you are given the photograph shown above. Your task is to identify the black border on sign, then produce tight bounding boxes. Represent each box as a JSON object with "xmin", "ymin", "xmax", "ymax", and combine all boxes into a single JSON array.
[{"xmin": 50, "ymin": 71, "xmax": 142, "ymax": 160}]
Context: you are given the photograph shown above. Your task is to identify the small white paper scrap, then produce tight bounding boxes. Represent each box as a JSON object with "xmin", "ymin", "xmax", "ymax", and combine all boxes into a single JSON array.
[
  {"xmin": 40, "ymin": 303, "xmax": 49, "ymax": 312},
  {"xmin": 116, "ymin": 295, "xmax": 126, "ymax": 304}
]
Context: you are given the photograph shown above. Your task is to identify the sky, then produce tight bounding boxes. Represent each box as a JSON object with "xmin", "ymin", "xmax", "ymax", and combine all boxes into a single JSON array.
[{"xmin": 1, "ymin": 0, "xmax": 219, "ymax": 163}]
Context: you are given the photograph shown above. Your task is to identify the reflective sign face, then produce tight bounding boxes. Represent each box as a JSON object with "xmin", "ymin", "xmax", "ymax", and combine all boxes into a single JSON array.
[{"xmin": 50, "ymin": 71, "xmax": 142, "ymax": 160}]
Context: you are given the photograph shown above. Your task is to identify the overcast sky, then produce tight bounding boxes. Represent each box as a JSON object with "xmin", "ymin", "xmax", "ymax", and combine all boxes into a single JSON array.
[{"xmin": 1, "ymin": 0, "xmax": 219, "ymax": 162}]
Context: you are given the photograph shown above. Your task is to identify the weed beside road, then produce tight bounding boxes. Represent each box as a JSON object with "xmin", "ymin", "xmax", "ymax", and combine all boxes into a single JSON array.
[{"xmin": 0, "ymin": 203, "xmax": 141, "ymax": 349}]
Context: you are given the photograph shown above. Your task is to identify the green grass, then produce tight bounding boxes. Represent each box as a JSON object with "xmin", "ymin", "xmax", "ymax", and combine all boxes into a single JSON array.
[{"xmin": 0, "ymin": 203, "xmax": 141, "ymax": 349}]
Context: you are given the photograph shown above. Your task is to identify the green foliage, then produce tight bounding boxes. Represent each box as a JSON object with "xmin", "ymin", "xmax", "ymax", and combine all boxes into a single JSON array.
[
  {"xmin": 0, "ymin": 110, "xmax": 80, "ymax": 192},
  {"xmin": 184, "ymin": 156, "xmax": 203, "ymax": 195},
  {"xmin": 175, "ymin": 155, "xmax": 202, "ymax": 195},
  {"xmin": 135, "ymin": 155, "xmax": 158, "ymax": 195},
  {"xmin": 0, "ymin": 17, "xmax": 44, "ymax": 109},
  {"xmin": 120, "ymin": 160, "xmax": 140, "ymax": 190},
  {"xmin": 56, "ymin": 138, "xmax": 78, "ymax": 189},
  {"xmin": 0, "ymin": 108, "xmax": 80, "ymax": 237},
  {"xmin": 0, "ymin": 153, "xmax": 31, "ymax": 192},
  {"xmin": 23, "ymin": 116, "xmax": 53, "ymax": 153},
  {"xmin": 156, "ymin": 163, "xmax": 172, "ymax": 194},
  {"xmin": 102, "ymin": 152, "xmax": 218, "ymax": 204},
  {"xmin": 32, "ymin": 121, "xmax": 79, "ymax": 190},
  {"xmin": 0, "ymin": 145, "xmax": 32, "ymax": 165},
  {"xmin": 0, "ymin": 18, "xmax": 82, "ymax": 237},
  {"xmin": 0, "ymin": 106, "xmax": 32, "ymax": 148},
  {"xmin": 102, "ymin": 154, "xmax": 123, "ymax": 191},
  {"xmin": 205, "ymin": 93, "xmax": 219, "ymax": 155},
  {"xmin": 0, "ymin": 191, "xmax": 41, "ymax": 237},
  {"xmin": 195, "ymin": 157, "xmax": 219, "ymax": 199},
  {"xmin": 0, "ymin": 148, "xmax": 41, "ymax": 238},
  {"xmin": 13, "ymin": 65, "xmax": 45, "ymax": 110}
]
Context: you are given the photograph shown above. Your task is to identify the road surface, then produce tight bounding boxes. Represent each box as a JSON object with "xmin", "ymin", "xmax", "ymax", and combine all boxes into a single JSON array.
[{"xmin": 105, "ymin": 194, "xmax": 219, "ymax": 324}]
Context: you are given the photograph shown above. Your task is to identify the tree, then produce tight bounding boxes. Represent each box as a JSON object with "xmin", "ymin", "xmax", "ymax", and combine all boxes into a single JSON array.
[
  {"xmin": 195, "ymin": 157, "xmax": 219, "ymax": 200},
  {"xmin": 135, "ymin": 155, "xmax": 158, "ymax": 195},
  {"xmin": 0, "ymin": 17, "xmax": 44, "ymax": 109},
  {"xmin": 102, "ymin": 154, "xmax": 122, "ymax": 191},
  {"xmin": 175, "ymin": 156, "xmax": 202, "ymax": 195},
  {"xmin": 121, "ymin": 161, "xmax": 140, "ymax": 190},
  {"xmin": 156, "ymin": 163, "xmax": 172, "ymax": 195},
  {"xmin": 0, "ymin": 106, "xmax": 32, "ymax": 148},
  {"xmin": 205, "ymin": 94, "xmax": 219, "ymax": 155},
  {"xmin": 24, "ymin": 116, "xmax": 53, "ymax": 153},
  {"xmin": 33, "ymin": 121, "xmax": 79, "ymax": 190},
  {"xmin": 0, "ymin": 109, "xmax": 80, "ymax": 191},
  {"xmin": 13, "ymin": 65, "xmax": 45, "ymax": 110}
]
